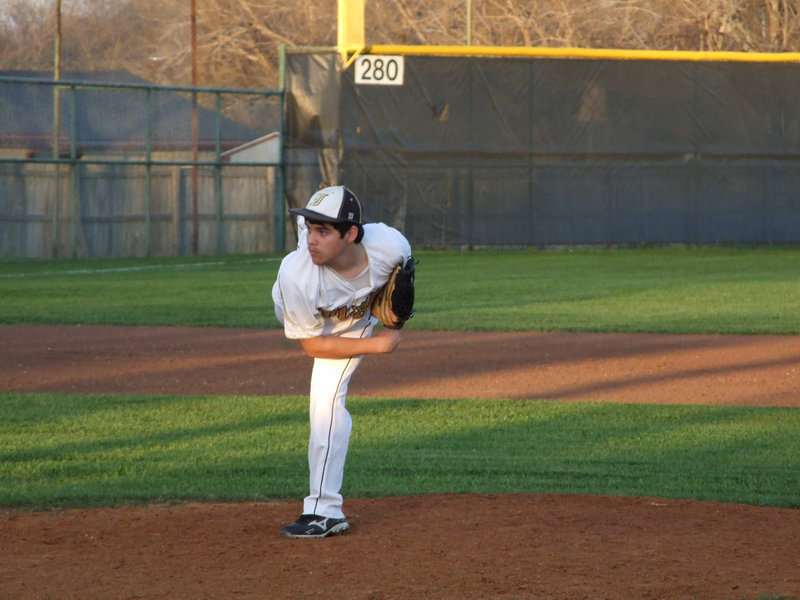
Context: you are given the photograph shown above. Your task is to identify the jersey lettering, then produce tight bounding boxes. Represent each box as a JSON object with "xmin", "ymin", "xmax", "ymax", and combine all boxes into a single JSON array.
[{"xmin": 318, "ymin": 290, "xmax": 379, "ymax": 321}]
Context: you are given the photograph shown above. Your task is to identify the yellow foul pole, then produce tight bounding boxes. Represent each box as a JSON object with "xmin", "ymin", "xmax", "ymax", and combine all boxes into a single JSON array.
[{"xmin": 338, "ymin": 0, "xmax": 365, "ymax": 62}]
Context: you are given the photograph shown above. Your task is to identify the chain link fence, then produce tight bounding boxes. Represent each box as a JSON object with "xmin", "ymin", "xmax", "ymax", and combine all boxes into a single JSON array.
[{"xmin": 1, "ymin": 74, "xmax": 284, "ymax": 258}]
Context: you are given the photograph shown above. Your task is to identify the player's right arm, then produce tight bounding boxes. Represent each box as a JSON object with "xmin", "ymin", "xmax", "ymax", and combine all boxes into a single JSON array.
[
  {"xmin": 299, "ymin": 329, "xmax": 401, "ymax": 359},
  {"xmin": 274, "ymin": 250, "xmax": 402, "ymax": 359}
]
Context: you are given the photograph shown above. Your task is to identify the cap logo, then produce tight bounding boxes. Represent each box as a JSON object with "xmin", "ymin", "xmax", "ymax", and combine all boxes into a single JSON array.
[
  {"xmin": 347, "ymin": 212, "xmax": 355, "ymax": 220},
  {"xmin": 309, "ymin": 192, "xmax": 328, "ymax": 207}
]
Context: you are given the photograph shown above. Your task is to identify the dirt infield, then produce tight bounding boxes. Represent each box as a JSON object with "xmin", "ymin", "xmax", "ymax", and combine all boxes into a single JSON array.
[{"xmin": 2, "ymin": 324, "xmax": 800, "ymax": 599}]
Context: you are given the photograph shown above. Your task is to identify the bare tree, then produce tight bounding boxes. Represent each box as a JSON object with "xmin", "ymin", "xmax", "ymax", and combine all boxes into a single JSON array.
[
  {"xmin": 0, "ymin": 0, "xmax": 54, "ymax": 71},
  {"xmin": 2, "ymin": 0, "xmax": 800, "ymax": 89}
]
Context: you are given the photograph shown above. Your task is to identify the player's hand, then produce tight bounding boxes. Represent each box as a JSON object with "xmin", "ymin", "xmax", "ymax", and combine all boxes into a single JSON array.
[{"xmin": 374, "ymin": 328, "xmax": 402, "ymax": 353}]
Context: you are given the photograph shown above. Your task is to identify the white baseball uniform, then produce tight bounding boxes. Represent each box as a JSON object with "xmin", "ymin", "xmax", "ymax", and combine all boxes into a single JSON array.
[{"xmin": 272, "ymin": 215, "xmax": 412, "ymax": 518}]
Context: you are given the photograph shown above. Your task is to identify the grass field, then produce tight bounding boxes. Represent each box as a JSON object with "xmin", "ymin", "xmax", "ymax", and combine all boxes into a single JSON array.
[
  {"xmin": 2, "ymin": 246, "xmax": 800, "ymax": 333},
  {"xmin": 2, "ymin": 246, "xmax": 800, "ymax": 511},
  {"xmin": 2, "ymin": 393, "xmax": 798, "ymax": 510}
]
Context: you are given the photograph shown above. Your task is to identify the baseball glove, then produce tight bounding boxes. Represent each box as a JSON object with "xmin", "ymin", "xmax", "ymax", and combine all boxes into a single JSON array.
[{"xmin": 371, "ymin": 256, "xmax": 416, "ymax": 329}]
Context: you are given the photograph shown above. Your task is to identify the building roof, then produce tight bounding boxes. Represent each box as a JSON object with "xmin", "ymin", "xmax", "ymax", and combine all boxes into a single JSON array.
[{"xmin": 0, "ymin": 70, "xmax": 261, "ymax": 154}]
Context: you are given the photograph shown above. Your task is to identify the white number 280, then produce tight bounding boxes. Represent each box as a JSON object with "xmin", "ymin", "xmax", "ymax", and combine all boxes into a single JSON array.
[{"xmin": 354, "ymin": 55, "xmax": 405, "ymax": 86}]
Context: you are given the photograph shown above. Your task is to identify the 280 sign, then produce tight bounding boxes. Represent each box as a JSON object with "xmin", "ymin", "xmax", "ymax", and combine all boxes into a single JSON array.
[{"xmin": 354, "ymin": 55, "xmax": 404, "ymax": 86}]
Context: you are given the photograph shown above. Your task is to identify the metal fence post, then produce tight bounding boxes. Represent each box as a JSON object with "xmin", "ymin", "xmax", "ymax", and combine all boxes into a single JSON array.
[
  {"xmin": 215, "ymin": 91, "xmax": 224, "ymax": 254},
  {"xmin": 275, "ymin": 43, "xmax": 287, "ymax": 254},
  {"xmin": 145, "ymin": 87, "xmax": 153, "ymax": 256},
  {"xmin": 69, "ymin": 84, "xmax": 78, "ymax": 258}
]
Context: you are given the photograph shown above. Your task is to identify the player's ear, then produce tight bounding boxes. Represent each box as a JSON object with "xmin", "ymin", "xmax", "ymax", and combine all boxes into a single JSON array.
[{"xmin": 345, "ymin": 223, "xmax": 363, "ymax": 244}]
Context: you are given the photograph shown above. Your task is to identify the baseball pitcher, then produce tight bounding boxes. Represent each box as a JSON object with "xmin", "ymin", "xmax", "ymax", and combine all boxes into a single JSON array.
[{"xmin": 272, "ymin": 184, "xmax": 415, "ymax": 538}]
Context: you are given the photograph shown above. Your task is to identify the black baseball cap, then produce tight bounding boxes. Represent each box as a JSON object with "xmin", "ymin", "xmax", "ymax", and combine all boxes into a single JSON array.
[{"xmin": 290, "ymin": 185, "xmax": 362, "ymax": 225}]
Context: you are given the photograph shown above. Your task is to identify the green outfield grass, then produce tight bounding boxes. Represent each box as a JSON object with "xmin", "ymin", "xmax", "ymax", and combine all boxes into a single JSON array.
[
  {"xmin": 2, "ymin": 392, "xmax": 798, "ymax": 510},
  {"xmin": 1, "ymin": 246, "xmax": 799, "ymax": 334},
  {"xmin": 2, "ymin": 246, "xmax": 799, "ymax": 512}
]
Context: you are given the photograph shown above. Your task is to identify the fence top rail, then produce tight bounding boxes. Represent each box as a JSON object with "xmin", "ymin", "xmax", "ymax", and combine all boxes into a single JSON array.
[
  {"xmin": 0, "ymin": 75, "xmax": 282, "ymax": 96},
  {"xmin": 287, "ymin": 44, "xmax": 800, "ymax": 64},
  {"xmin": 361, "ymin": 44, "xmax": 800, "ymax": 63},
  {"xmin": 0, "ymin": 157, "xmax": 280, "ymax": 167}
]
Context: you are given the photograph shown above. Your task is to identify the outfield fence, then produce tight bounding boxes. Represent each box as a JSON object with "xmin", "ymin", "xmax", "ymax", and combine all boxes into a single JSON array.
[
  {"xmin": 285, "ymin": 47, "xmax": 800, "ymax": 248},
  {"xmin": 5, "ymin": 47, "xmax": 800, "ymax": 259}
]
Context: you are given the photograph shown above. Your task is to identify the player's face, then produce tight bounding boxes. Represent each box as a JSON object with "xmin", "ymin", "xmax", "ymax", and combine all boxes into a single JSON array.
[{"xmin": 306, "ymin": 222, "xmax": 348, "ymax": 265}]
